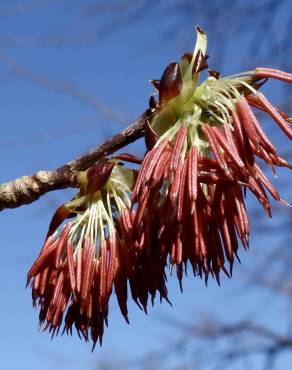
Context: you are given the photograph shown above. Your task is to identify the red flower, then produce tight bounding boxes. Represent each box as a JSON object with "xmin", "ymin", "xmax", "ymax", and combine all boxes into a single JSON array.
[
  {"xmin": 131, "ymin": 29, "xmax": 291, "ymax": 287},
  {"xmin": 27, "ymin": 27, "xmax": 292, "ymax": 348},
  {"xmin": 27, "ymin": 162, "xmax": 137, "ymax": 348}
]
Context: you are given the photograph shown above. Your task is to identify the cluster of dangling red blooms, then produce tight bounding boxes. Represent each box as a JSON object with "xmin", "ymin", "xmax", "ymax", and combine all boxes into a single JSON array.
[
  {"xmin": 131, "ymin": 98, "xmax": 291, "ymax": 285},
  {"xmin": 27, "ymin": 162, "xmax": 123, "ymax": 346},
  {"xmin": 27, "ymin": 30, "xmax": 292, "ymax": 348},
  {"xmin": 27, "ymin": 159, "xmax": 169, "ymax": 348},
  {"xmin": 130, "ymin": 65, "xmax": 292, "ymax": 287}
]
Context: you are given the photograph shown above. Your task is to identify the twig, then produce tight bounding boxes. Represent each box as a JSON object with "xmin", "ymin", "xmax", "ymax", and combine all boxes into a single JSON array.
[
  {"xmin": 0, "ymin": 51, "xmax": 129, "ymax": 123},
  {"xmin": 0, "ymin": 112, "xmax": 147, "ymax": 211}
]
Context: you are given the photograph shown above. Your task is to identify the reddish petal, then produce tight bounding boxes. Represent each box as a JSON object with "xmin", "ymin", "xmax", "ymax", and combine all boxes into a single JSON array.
[{"xmin": 159, "ymin": 62, "xmax": 183, "ymax": 105}]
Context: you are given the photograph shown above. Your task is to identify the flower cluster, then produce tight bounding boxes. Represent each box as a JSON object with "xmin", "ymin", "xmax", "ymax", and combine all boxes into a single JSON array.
[
  {"xmin": 27, "ymin": 161, "xmax": 142, "ymax": 348},
  {"xmin": 131, "ymin": 27, "xmax": 291, "ymax": 285},
  {"xmin": 28, "ymin": 27, "xmax": 291, "ymax": 347}
]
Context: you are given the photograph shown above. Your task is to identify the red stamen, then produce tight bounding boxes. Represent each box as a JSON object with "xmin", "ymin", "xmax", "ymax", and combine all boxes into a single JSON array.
[
  {"xmin": 75, "ymin": 249, "xmax": 82, "ymax": 294},
  {"xmin": 52, "ymin": 271, "xmax": 65, "ymax": 308},
  {"xmin": 170, "ymin": 126, "xmax": 188, "ymax": 173},
  {"xmin": 66, "ymin": 241, "xmax": 76, "ymax": 294},
  {"xmin": 253, "ymin": 163, "xmax": 280, "ymax": 201},
  {"xmin": 256, "ymin": 92, "xmax": 292, "ymax": 139},
  {"xmin": 99, "ymin": 243, "xmax": 107, "ymax": 310},
  {"xmin": 218, "ymin": 198, "xmax": 234, "ymax": 267},
  {"xmin": 177, "ymin": 160, "xmax": 188, "ymax": 222},
  {"xmin": 248, "ymin": 177, "xmax": 271, "ymax": 217},
  {"xmin": 255, "ymin": 67, "xmax": 292, "ymax": 83},
  {"xmin": 33, "ymin": 272, "xmax": 41, "ymax": 292},
  {"xmin": 231, "ymin": 109, "xmax": 249, "ymax": 165},
  {"xmin": 121, "ymin": 209, "xmax": 132, "ymax": 234},
  {"xmin": 114, "ymin": 153, "xmax": 143, "ymax": 164},
  {"xmin": 149, "ymin": 148, "xmax": 171, "ymax": 189},
  {"xmin": 131, "ymin": 150, "xmax": 152, "ymax": 202},
  {"xmin": 223, "ymin": 123, "xmax": 238, "ymax": 153},
  {"xmin": 211, "ymin": 126, "xmax": 246, "ymax": 170},
  {"xmin": 134, "ymin": 190, "xmax": 149, "ymax": 230},
  {"xmin": 233, "ymin": 107, "xmax": 256, "ymax": 166},
  {"xmin": 80, "ymin": 238, "xmax": 95, "ymax": 302},
  {"xmin": 240, "ymin": 99, "xmax": 277, "ymax": 154},
  {"xmin": 247, "ymin": 94, "xmax": 291, "ymax": 123},
  {"xmin": 39, "ymin": 267, "xmax": 50, "ymax": 297},
  {"xmin": 187, "ymin": 146, "xmax": 198, "ymax": 205},
  {"xmin": 27, "ymin": 239, "xmax": 58, "ymax": 280},
  {"xmin": 144, "ymin": 139, "xmax": 169, "ymax": 183},
  {"xmin": 170, "ymin": 242, "xmax": 176, "ymax": 267},
  {"xmin": 55, "ymin": 224, "xmax": 71, "ymax": 269},
  {"xmin": 203, "ymin": 125, "xmax": 232, "ymax": 178},
  {"xmin": 169, "ymin": 161, "xmax": 183, "ymax": 201},
  {"xmin": 236, "ymin": 98, "xmax": 261, "ymax": 151},
  {"xmin": 176, "ymin": 233, "xmax": 183, "ymax": 265}
]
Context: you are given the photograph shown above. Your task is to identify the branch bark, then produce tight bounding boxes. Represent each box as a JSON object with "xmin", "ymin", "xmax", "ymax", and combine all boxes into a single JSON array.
[{"xmin": 0, "ymin": 111, "xmax": 147, "ymax": 211}]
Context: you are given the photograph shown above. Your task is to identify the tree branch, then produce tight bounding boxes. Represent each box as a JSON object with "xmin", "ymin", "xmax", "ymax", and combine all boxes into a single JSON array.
[
  {"xmin": 0, "ymin": 51, "xmax": 129, "ymax": 123},
  {"xmin": 0, "ymin": 112, "xmax": 147, "ymax": 211}
]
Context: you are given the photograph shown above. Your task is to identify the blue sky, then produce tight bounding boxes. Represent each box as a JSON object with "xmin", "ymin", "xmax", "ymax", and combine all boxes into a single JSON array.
[{"xmin": 0, "ymin": 1, "xmax": 291, "ymax": 369}]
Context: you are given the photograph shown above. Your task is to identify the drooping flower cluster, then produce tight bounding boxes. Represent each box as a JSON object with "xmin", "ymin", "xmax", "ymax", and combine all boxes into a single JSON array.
[
  {"xmin": 131, "ymin": 27, "xmax": 291, "ymax": 285},
  {"xmin": 28, "ymin": 27, "xmax": 292, "ymax": 347},
  {"xmin": 27, "ymin": 161, "xmax": 148, "ymax": 348}
]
